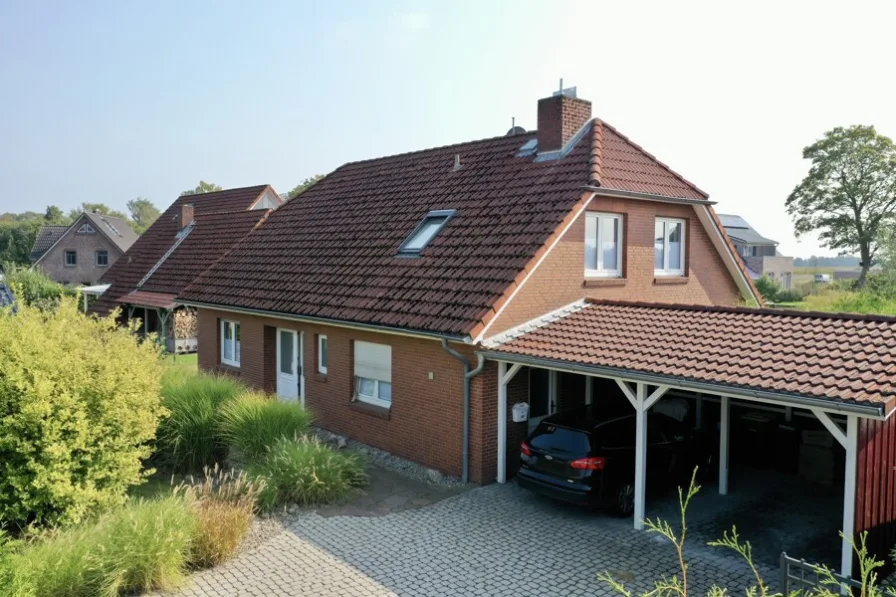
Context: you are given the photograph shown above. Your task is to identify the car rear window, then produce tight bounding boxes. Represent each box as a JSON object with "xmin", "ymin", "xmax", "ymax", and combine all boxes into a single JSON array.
[{"xmin": 530, "ymin": 424, "xmax": 591, "ymax": 455}]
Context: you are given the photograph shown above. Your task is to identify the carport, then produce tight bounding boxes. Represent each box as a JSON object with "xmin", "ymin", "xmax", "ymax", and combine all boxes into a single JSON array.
[{"xmin": 480, "ymin": 300, "xmax": 896, "ymax": 579}]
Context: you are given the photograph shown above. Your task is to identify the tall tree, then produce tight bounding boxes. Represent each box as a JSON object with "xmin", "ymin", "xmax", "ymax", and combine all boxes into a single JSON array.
[
  {"xmin": 288, "ymin": 174, "xmax": 325, "ymax": 200},
  {"xmin": 181, "ymin": 181, "xmax": 223, "ymax": 196},
  {"xmin": 126, "ymin": 197, "xmax": 161, "ymax": 234},
  {"xmin": 44, "ymin": 205, "xmax": 69, "ymax": 225},
  {"xmin": 787, "ymin": 125, "xmax": 896, "ymax": 286},
  {"xmin": 67, "ymin": 202, "xmax": 128, "ymax": 221}
]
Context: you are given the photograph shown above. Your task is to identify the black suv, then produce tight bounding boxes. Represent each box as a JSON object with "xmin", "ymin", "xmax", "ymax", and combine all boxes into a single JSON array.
[{"xmin": 517, "ymin": 408, "xmax": 709, "ymax": 516}]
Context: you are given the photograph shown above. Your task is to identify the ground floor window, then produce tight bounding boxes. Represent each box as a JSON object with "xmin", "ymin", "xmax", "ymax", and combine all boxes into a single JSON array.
[
  {"xmin": 354, "ymin": 340, "xmax": 392, "ymax": 408},
  {"xmin": 221, "ymin": 320, "xmax": 241, "ymax": 367}
]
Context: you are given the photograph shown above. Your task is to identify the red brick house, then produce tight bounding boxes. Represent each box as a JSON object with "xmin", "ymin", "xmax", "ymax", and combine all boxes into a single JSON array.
[
  {"xmin": 177, "ymin": 90, "xmax": 896, "ymax": 578},
  {"xmin": 90, "ymin": 185, "xmax": 281, "ymax": 350}
]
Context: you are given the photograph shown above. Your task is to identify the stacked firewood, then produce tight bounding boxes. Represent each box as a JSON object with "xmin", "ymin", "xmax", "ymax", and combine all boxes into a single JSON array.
[{"xmin": 173, "ymin": 308, "xmax": 198, "ymax": 339}]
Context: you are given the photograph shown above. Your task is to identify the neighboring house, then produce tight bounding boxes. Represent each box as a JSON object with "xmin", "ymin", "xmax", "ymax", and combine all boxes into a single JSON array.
[
  {"xmin": 89, "ymin": 185, "xmax": 281, "ymax": 353},
  {"xmin": 719, "ymin": 213, "xmax": 794, "ymax": 289},
  {"xmin": 31, "ymin": 213, "xmax": 137, "ymax": 285}
]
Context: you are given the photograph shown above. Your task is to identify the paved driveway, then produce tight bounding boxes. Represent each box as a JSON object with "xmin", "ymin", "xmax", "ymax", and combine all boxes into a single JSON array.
[{"xmin": 163, "ymin": 479, "xmax": 779, "ymax": 597}]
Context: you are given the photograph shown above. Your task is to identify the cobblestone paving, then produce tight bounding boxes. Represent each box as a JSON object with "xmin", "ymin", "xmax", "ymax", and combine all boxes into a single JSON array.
[{"xmin": 160, "ymin": 482, "xmax": 779, "ymax": 597}]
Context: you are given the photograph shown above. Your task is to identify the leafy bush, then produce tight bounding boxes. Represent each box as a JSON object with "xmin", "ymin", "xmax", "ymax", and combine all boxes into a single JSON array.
[
  {"xmin": 184, "ymin": 466, "xmax": 263, "ymax": 568},
  {"xmin": 250, "ymin": 436, "xmax": 367, "ymax": 510},
  {"xmin": 774, "ymin": 288, "xmax": 804, "ymax": 303},
  {"xmin": 218, "ymin": 393, "xmax": 313, "ymax": 462},
  {"xmin": 14, "ymin": 495, "xmax": 196, "ymax": 597},
  {"xmin": 156, "ymin": 371, "xmax": 245, "ymax": 472},
  {"xmin": 803, "ymin": 290, "xmax": 896, "ymax": 316},
  {"xmin": 754, "ymin": 275, "xmax": 780, "ymax": 302},
  {"xmin": 3, "ymin": 264, "xmax": 76, "ymax": 310},
  {"xmin": 0, "ymin": 297, "xmax": 166, "ymax": 528}
]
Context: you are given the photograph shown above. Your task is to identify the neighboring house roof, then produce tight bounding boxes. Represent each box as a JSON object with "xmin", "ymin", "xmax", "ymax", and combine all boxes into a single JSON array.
[
  {"xmin": 485, "ymin": 300, "xmax": 896, "ymax": 413},
  {"xmin": 718, "ymin": 213, "xmax": 778, "ymax": 246},
  {"xmin": 179, "ymin": 120, "xmax": 750, "ymax": 336},
  {"xmin": 89, "ymin": 185, "xmax": 278, "ymax": 316},
  {"xmin": 82, "ymin": 212, "xmax": 138, "ymax": 252},
  {"xmin": 119, "ymin": 290, "xmax": 178, "ymax": 310},
  {"xmin": 30, "ymin": 226, "xmax": 69, "ymax": 262}
]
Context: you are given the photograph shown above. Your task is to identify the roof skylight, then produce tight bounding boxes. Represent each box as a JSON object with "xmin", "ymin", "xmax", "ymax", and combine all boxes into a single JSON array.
[{"xmin": 398, "ymin": 210, "xmax": 456, "ymax": 255}]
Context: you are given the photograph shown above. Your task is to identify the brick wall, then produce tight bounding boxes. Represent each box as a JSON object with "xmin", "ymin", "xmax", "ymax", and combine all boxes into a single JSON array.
[
  {"xmin": 537, "ymin": 94, "xmax": 592, "ymax": 151},
  {"xmin": 198, "ymin": 308, "xmax": 488, "ymax": 481},
  {"xmin": 36, "ymin": 217, "xmax": 123, "ymax": 285},
  {"xmin": 487, "ymin": 193, "xmax": 742, "ymax": 335}
]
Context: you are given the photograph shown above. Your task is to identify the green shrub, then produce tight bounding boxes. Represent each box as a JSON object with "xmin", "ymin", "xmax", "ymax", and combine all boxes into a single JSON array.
[
  {"xmin": 15, "ymin": 495, "xmax": 196, "ymax": 597},
  {"xmin": 184, "ymin": 465, "xmax": 263, "ymax": 568},
  {"xmin": 250, "ymin": 436, "xmax": 367, "ymax": 510},
  {"xmin": 219, "ymin": 393, "xmax": 313, "ymax": 462},
  {"xmin": 774, "ymin": 288, "xmax": 804, "ymax": 303},
  {"xmin": 156, "ymin": 372, "xmax": 245, "ymax": 472},
  {"xmin": 0, "ymin": 530, "xmax": 33, "ymax": 597},
  {"xmin": 4, "ymin": 264, "xmax": 76, "ymax": 310},
  {"xmin": 803, "ymin": 290, "xmax": 896, "ymax": 316},
  {"xmin": 0, "ymin": 297, "xmax": 166, "ymax": 528},
  {"xmin": 754, "ymin": 275, "xmax": 780, "ymax": 302}
]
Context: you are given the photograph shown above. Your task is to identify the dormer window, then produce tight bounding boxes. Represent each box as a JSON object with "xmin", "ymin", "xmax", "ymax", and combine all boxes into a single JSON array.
[{"xmin": 398, "ymin": 210, "xmax": 456, "ymax": 255}]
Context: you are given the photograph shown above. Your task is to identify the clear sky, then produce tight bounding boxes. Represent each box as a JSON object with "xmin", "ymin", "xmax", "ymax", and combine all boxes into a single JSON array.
[{"xmin": 1, "ymin": 0, "xmax": 894, "ymax": 258}]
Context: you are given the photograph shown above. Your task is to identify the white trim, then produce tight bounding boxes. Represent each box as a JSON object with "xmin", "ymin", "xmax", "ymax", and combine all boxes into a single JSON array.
[
  {"xmin": 811, "ymin": 408, "xmax": 847, "ymax": 448},
  {"xmin": 355, "ymin": 377, "xmax": 391, "ymax": 409},
  {"xmin": 644, "ymin": 385, "xmax": 669, "ymax": 410},
  {"xmin": 482, "ymin": 300, "xmax": 587, "ymax": 348},
  {"xmin": 654, "ymin": 217, "xmax": 686, "ymax": 276},
  {"xmin": 719, "ymin": 395, "xmax": 730, "ymax": 495},
  {"xmin": 695, "ymin": 205, "xmax": 761, "ymax": 305},
  {"xmin": 584, "ymin": 212, "xmax": 623, "ymax": 278},
  {"xmin": 317, "ymin": 334, "xmax": 328, "ymax": 374},
  {"xmin": 95, "ymin": 250, "xmax": 109, "ymax": 267},
  {"xmin": 63, "ymin": 250, "xmax": 77, "ymax": 267},
  {"xmin": 634, "ymin": 383, "xmax": 647, "ymax": 530},
  {"xmin": 220, "ymin": 319, "xmax": 241, "ymax": 367},
  {"xmin": 615, "ymin": 379, "xmax": 637, "ymax": 408},
  {"xmin": 473, "ymin": 193, "xmax": 597, "ymax": 344},
  {"xmin": 841, "ymin": 415, "xmax": 858, "ymax": 579}
]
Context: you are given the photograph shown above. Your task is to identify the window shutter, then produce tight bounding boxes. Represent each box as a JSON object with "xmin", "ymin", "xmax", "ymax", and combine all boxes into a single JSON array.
[{"xmin": 354, "ymin": 341, "xmax": 392, "ymax": 382}]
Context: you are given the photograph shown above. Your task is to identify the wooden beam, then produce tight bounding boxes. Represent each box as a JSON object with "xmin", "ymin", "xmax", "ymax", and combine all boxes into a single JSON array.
[
  {"xmin": 811, "ymin": 408, "xmax": 847, "ymax": 449},
  {"xmin": 615, "ymin": 379, "xmax": 638, "ymax": 409}
]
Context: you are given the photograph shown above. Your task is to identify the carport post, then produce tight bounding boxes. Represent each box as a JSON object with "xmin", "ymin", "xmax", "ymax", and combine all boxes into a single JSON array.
[
  {"xmin": 719, "ymin": 396, "xmax": 730, "ymax": 495},
  {"xmin": 497, "ymin": 362, "xmax": 522, "ymax": 484},
  {"xmin": 840, "ymin": 415, "xmax": 858, "ymax": 580}
]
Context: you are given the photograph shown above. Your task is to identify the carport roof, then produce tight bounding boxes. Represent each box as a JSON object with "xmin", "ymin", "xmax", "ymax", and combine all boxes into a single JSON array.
[{"xmin": 483, "ymin": 300, "xmax": 896, "ymax": 416}]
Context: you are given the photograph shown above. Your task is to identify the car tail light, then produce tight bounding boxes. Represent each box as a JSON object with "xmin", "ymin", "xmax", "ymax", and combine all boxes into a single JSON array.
[
  {"xmin": 569, "ymin": 456, "xmax": 606, "ymax": 471},
  {"xmin": 521, "ymin": 441, "xmax": 531, "ymax": 456}
]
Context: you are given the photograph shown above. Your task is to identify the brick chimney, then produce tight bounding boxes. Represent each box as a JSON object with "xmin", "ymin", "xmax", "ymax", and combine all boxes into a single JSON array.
[
  {"xmin": 537, "ymin": 88, "xmax": 592, "ymax": 153},
  {"xmin": 180, "ymin": 203, "xmax": 194, "ymax": 229}
]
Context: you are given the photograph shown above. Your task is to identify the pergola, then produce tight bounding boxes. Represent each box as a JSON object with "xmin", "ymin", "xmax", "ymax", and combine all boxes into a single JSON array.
[
  {"xmin": 480, "ymin": 300, "xmax": 896, "ymax": 579},
  {"xmin": 117, "ymin": 290, "xmax": 178, "ymax": 342}
]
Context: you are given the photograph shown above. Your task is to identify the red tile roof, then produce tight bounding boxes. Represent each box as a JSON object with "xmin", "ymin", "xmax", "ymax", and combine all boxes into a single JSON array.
[
  {"xmin": 90, "ymin": 185, "xmax": 273, "ymax": 317},
  {"xmin": 179, "ymin": 120, "xmax": 742, "ymax": 336},
  {"xmin": 488, "ymin": 301, "xmax": 896, "ymax": 412},
  {"xmin": 118, "ymin": 291, "xmax": 177, "ymax": 310}
]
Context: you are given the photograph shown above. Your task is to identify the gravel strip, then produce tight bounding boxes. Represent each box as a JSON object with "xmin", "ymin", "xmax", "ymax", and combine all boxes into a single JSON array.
[{"xmin": 314, "ymin": 427, "xmax": 467, "ymax": 488}]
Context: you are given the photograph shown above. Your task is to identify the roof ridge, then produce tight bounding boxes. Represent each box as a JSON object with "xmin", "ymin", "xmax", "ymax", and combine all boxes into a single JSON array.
[
  {"xmin": 589, "ymin": 119, "xmax": 603, "ymax": 185},
  {"xmin": 342, "ymin": 131, "xmax": 536, "ymax": 168},
  {"xmin": 597, "ymin": 120, "xmax": 709, "ymax": 199},
  {"xmin": 178, "ymin": 184, "xmax": 269, "ymax": 200},
  {"xmin": 584, "ymin": 298, "xmax": 896, "ymax": 324}
]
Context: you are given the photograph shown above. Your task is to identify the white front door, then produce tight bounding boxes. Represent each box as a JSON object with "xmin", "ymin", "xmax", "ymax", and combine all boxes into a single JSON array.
[
  {"xmin": 528, "ymin": 368, "xmax": 557, "ymax": 434},
  {"xmin": 276, "ymin": 329, "xmax": 303, "ymax": 405}
]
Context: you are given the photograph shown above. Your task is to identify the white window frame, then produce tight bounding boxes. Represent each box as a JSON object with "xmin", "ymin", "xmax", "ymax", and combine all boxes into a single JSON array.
[
  {"xmin": 354, "ymin": 341, "xmax": 392, "ymax": 409},
  {"xmin": 654, "ymin": 217, "xmax": 686, "ymax": 276},
  {"xmin": 317, "ymin": 334, "xmax": 328, "ymax": 374},
  {"xmin": 584, "ymin": 212, "xmax": 623, "ymax": 278},
  {"xmin": 95, "ymin": 250, "xmax": 109, "ymax": 267},
  {"xmin": 220, "ymin": 320, "xmax": 241, "ymax": 367}
]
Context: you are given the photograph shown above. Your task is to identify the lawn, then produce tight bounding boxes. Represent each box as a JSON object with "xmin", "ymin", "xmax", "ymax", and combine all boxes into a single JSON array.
[{"xmin": 164, "ymin": 352, "xmax": 198, "ymax": 374}]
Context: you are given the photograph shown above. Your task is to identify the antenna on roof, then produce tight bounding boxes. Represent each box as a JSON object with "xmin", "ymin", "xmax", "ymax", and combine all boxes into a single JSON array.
[
  {"xmin": 505, "ymin": 116, "xmax": 527, "ymax": 136},
  {"xmin": 552, "ymin": 78, "xmax": 578, "ymax": 98}
]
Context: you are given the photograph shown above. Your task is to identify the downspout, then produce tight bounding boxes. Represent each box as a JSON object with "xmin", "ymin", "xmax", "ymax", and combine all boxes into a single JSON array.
[{"xmin": 441, "ymin": 338, "xmax": 486, "ymax": 483}]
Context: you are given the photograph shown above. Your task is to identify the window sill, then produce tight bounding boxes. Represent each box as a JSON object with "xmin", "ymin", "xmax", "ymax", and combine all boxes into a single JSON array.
[
  {"xmin": 217, "ymin": 362, "xmax": 241, "ymax": 374},
  {"xmin": 583, "ymin": 278, "xmax": 626, "ymax": 288},
  {"xmin": 314, "ymin": 373, "xmax": 328, "ymax": 383},
  {"xmin": 349, "ymin": 400, "xmax": 391, "ymax": 420},
  {"xmin": 653, "ymin": 276, "xmax": 689, "ymax": 285}
]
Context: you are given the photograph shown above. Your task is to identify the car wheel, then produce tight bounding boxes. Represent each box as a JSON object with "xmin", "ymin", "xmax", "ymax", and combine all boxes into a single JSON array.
[{"xmin": 612, "ymin": 483, "xmax": 635, "ymax": 517}]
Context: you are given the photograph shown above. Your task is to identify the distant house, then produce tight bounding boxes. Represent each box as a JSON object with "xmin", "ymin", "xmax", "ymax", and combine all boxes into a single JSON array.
[
  {"xmin": 31, "ymin": 213, "xmax": 138, "ymax": 285},
  {"xmin": 89, "ymin": 185, "xmax": 281, "ymax": 353},
  {"xmin": 0, "ymin": 264, "xmax": 14, "ymax": 308},
  {"xmin": 719, "ymin": 213, "xmax": 794, "ymax": 289}
]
